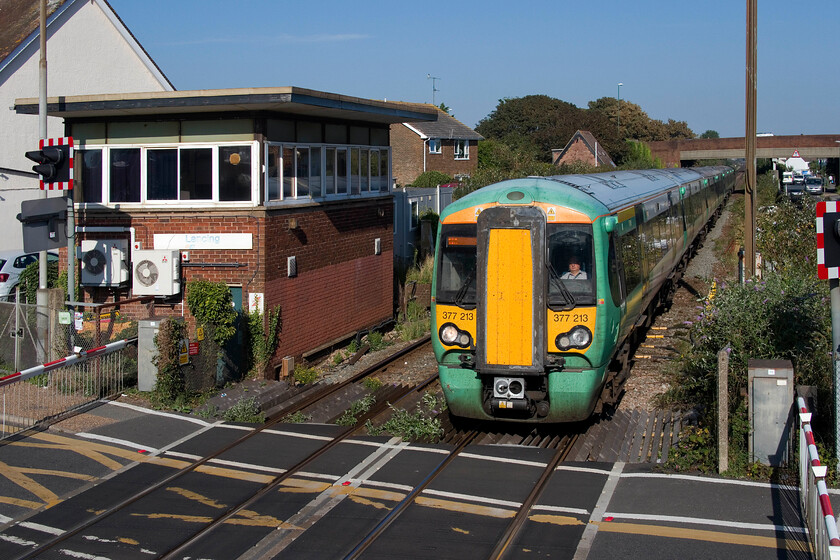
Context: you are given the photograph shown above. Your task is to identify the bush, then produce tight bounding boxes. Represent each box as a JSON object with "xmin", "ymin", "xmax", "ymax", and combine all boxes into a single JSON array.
[
  {"xmin": 410, "ymin": 170, "xmax": 452, "ymax": 189},
  {"xmin": 186, "ymin": 280, "xmax": 237, "ymax": 347},
  {"xmin": 152, "ymin": 318, "xmax": 188, "ymax": 405},
  {"xmin": 293, "ymin": 364, "xmax": 318, "ymax": 385}
]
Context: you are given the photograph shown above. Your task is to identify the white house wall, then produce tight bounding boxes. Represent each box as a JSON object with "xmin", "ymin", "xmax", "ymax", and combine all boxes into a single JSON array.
[{"xmin": 0, "ymin": 0, "xmax": 172, "ymax": 251}]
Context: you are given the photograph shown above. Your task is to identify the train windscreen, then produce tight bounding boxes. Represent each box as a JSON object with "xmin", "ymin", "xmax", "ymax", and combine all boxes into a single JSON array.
[
  {"xmin": 547, "ymin": 224, "xmax": 595, "ymax": 307},
  {"xmin": 436, "ymin": 224, "xmax": 477, "ymax": 308}
]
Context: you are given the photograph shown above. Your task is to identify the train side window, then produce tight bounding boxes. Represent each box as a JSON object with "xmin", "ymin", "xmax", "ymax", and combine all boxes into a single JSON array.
[
  {"xmin": 608, "ymin": 234, "xmax": 625, "ymax": 306},
  {"xmin": 618, "ymin": 229, "xmax": 642, "ymax": 291}
]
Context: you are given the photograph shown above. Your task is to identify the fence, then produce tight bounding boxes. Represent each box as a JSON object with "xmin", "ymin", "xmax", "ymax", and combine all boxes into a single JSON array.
[
  {"xmin": 798, "ymin": 396, "xmax": 840, "ymax": 559},
  {"xmin": 0, "ymin": 338, "xmax": 137, "ymax": 441}
]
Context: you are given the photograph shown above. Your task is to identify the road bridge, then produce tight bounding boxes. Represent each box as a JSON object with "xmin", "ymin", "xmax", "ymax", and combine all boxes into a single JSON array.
[{"xmin": 649, "ymin": 134, "xmax": 840, "ymax": 168}]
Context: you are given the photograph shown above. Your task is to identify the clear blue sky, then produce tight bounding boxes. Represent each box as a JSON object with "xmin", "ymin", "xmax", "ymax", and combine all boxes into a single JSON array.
[{"xmin": 108, "ymin": 0, "xmax": 839, "ymax": 139}]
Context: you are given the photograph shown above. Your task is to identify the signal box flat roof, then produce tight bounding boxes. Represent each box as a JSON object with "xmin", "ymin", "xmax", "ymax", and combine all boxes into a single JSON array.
[{"xmin": 14, "ymin": 86, "xmax": 439, "ymax": 124}]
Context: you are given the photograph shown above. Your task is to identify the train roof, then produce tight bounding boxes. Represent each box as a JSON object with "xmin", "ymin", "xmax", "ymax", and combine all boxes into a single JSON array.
[{"xmin": 442, "ymin": 166, "xmax": 732, "ymax": 219}]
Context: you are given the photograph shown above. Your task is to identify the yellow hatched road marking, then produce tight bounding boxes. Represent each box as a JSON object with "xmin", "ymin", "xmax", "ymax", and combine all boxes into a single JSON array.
[{"xmin": 0, "ymin": 459, "xmax": 60, "ymax": 507}]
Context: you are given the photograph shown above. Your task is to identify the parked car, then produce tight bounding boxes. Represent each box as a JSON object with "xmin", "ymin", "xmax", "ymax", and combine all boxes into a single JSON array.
[
  {"xmin": 805, "ymin": 177, "xmax": 824, "ymax": 195},
  {"xmin": 786, "ymin": 183, "xmax": 806, "ymax": 201},
  {"xmin": 793, "ymin": 173, "xmax": 805, "ymax": 185},
  {"xmin": 0, "ymin": 250, "xmax": 59, "ymax": 301}
]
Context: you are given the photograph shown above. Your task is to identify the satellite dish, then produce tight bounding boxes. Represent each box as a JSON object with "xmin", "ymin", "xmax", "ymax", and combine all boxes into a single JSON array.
[{"xmin": 134, "ymin": 260, "xmax": 159, "ymax": 287}]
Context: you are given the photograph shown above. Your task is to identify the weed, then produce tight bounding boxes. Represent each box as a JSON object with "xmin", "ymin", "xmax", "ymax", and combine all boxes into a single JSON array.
[
  {"xmin": 223, "ymin": 397, "xmax": 266, "ymax": 424},
  {"xmin": 365, "ymin": 391, "xmax": 444, "ymax": 441},
  {"xmin": 348, "ymin": 339, "xmax": 359, "ymax": 354},
  {"xmin": 367, "ymin": 331, "xmax": 388, "ymax": 352},
  {"xmin": 283, "ymin": 411, "xmax": 311, "ymax": 424},
  {"xmin": 362, "ymin": 377, "xmax": 383, "ymax": 391},
  {"xmin": 336, "ymin": 394, "xmax": 377, "ymax": 426},
  {"xmin": 293, "ymin": 364, "xmax": 319, "ymax": 385},
  {"xmin": 332, "ymin": 353, "xmax": 344, "ymax": 366}
]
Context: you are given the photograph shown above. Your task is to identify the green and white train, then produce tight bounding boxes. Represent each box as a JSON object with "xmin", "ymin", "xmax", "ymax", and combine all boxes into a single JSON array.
[{"xmin": 431, "ymin": 166, "xmax": 735, "ymax": 423}]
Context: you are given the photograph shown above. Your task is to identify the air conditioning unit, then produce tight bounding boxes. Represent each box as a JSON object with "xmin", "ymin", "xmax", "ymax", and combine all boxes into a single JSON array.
[
  {"xmin": 132, "ymin": 250, "xmax": 181, "ymax": 296},
  {"xmin": 79, "ymin": 239, "xmax": 129, "ymax": 286}
]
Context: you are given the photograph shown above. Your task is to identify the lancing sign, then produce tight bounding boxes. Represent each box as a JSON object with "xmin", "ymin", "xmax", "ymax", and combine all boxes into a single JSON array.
[{"xmin": 153, "ymin": 233, "xmax": 253, "ymax": 250}]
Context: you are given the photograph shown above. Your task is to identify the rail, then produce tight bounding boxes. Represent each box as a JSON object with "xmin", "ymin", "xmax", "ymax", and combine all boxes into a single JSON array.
[
  {"xmin": 0, "ymin": 337, "xmax": 137, "ymax": 441},
  {"xmin": 798, "ymin": 396, "xmax": 840, "ymax": 559}
]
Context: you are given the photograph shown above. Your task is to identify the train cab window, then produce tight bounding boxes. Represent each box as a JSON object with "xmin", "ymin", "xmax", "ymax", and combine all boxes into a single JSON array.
[
  {"xmin": 436, "ymin": 224, "xmax": 477, "ymax": 308},
  {"xmin": 546, "ymin": 224, "xmax": 595, "ymax": 308}
]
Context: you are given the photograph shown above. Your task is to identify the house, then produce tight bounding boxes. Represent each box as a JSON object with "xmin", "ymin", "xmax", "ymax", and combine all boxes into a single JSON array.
[
  {"xmin": 0, "ymin": 0, "xmax": 174, "ymax": 251},
  {"xmin": 14, "ymin": 87, "xmax": 438, "ymax": 378},
  {"xmin": 390, "ymin": 109, "xmax": 483, "ymax": 187},
  {"xmin": 552, "ymin": 130, "xmax": 615, "ymax": 168}
]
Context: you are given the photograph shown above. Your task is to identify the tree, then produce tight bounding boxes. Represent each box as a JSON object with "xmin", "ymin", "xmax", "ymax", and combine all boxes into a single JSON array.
[
  {"xmin": 700, "ymin": 130, "xmax": 720, "ymax": 139},
  {"xmin": 438, "ymin": 102, "xmax": 452, "ymax": 116},
  {"xmin": 475, "ymin": 95, "xmax": 585, "ymax": 162}
]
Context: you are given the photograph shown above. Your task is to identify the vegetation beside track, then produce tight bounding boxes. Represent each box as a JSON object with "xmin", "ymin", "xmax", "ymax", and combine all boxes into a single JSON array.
[{"xmin": 662, "ymin": 169, "xmax": 833, "ymax": 480}]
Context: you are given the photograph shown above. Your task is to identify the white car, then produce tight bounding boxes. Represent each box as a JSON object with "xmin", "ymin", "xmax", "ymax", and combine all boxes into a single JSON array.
[{"xmin": 0, "ymin": 250, "xmax": 59, "ymax": 301}]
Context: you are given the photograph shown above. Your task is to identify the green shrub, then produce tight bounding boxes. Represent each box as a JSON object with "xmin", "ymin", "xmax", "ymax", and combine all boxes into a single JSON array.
[
  {"xmin": 186, "ymin": 279, "xmax": 237, "ymax": 347},
  {"xmin": 246, "ymin": 305, "xmax": 282, "ymax": 376},
  {"xmin": 293, "ymin": 364, "xmax": 318, "ymax": 385},
  {"xmin": 223, "ymin": 397, "xmax": 265, "ymax": 423},
  {"xmin": 362, "ymin": 377, "xmax": 383, "ymax": 391},
  {"xmin": 152, "ymin": 318, "xmax": 188, "ymax": 405},
  {"xmin": 410, "ymin": 170, "xmax": 452, "ymax": 189},
  {"xmin": 367, "ymin": 331, "xmax": 387, "ymax": 352}
]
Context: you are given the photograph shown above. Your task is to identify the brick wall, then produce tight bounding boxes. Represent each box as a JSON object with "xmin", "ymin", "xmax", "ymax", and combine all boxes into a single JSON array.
[
  {"xmin": 556, "ymin": 139, "xmax": 597, "ymax": 167},
  {"xmin": 391, "ymin": 124, "xmax": 425, "ymax": 186},
  {"xmin": 76, "ymin": 198, "xmax": 394, "ymax": 377}
]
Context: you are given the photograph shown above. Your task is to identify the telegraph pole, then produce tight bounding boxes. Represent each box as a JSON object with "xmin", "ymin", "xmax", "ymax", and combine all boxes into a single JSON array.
[
  {"xmin": 744, "ymin": 0, "xmax": 757, "ymax": 280},
  {"xmin": 38, "ymin": 0, "xmax": 48, "ymax": 291}
]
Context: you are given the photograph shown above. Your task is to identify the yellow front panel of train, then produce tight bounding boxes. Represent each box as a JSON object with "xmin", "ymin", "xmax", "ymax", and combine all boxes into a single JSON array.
[{"xmin": 486, "ymin": 229, "xmax": 533, "ymax": 366}]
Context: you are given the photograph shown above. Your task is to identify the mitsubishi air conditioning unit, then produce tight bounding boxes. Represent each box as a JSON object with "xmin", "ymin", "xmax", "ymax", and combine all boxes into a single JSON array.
[
  {"xmin": 132, "ymin": 250, "xmax": 181, "ymax": 297},
  {"xmin": 79, "ymin": 239, "xmax": 129, "ymax": 286}
]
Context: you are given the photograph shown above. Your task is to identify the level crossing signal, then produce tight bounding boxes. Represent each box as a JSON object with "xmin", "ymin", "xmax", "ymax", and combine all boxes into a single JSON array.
[
  {"xmin": 24, "ymin": 137, "xmax": 74, "ymax": 190},
  {"xmin": 817, "ymin": 201, "xmax": 840, "ymax": 279}
]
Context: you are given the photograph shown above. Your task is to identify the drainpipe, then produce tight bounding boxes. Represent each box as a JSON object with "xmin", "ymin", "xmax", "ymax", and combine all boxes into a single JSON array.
[{"xmin": 423, "ymin": 138, "xmax": 428, "ymax": 173}]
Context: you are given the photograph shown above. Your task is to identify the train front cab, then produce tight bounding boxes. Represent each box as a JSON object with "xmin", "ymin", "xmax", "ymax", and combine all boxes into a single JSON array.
[{"xmin": 433, "ymin": 199, "xmax": 610, "ymax": 423}]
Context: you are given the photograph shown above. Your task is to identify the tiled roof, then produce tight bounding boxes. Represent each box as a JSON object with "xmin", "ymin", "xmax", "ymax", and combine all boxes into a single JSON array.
[
  {"xmin": 405, "ymin": 108, "xmax": 484, "ymax": 141},
  {"xmin": 0, "ymin": 0, "xmax": 66, "ymax": 63}
]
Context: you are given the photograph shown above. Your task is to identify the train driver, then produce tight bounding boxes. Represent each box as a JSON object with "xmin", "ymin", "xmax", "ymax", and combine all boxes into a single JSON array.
[{"xmin": 560, "ymin": 256, "xmax": 587, "ymax": 280}]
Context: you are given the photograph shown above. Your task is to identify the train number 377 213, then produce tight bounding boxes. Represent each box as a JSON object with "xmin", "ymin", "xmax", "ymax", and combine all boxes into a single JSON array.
[{"xmin": 441, "ymin": 311, "xmax": 475, "ymax": 321}]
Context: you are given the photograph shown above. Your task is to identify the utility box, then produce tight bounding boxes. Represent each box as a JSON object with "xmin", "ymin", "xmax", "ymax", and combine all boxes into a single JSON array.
[
  {"xmin": 748, "ymin": 359, "xmax": 794, "ymax": 466},
  {"xmin": 138, "ymin": 319, "xmax": 161, "ymax": 392}
]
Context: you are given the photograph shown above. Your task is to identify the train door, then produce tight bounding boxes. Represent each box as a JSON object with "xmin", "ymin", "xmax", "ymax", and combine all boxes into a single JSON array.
[{"xmin": 475, "ymin": 206, "xmax": 545, "ymax": 375}]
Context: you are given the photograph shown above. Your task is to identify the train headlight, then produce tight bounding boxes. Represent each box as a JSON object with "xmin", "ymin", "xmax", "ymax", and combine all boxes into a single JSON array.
[
  {"xmin": 439, "ymin": 323, "xmax": 472, "ymax": 348},
  {"xmin": 440, "ymin": 324, "xmax": 459, "ymax": 345},
  {"xmin": 555, "ymin": 326, "xmax": 592, "ymax": 350}
]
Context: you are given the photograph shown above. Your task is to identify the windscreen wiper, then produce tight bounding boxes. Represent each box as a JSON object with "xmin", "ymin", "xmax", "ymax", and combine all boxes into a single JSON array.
[
  {"xmin": 454, "ymin": 269, "xmax": 476, "ymax": 309},
  {"xmin": 548, "ymin": 263, "xmax": 576, "ymax": 311}
]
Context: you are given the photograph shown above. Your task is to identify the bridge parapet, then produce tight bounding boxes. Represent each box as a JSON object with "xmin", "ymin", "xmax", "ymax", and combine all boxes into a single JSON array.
[{"xmin": 649, "ymin": 135, "xmax": 840, "ymax": 167}]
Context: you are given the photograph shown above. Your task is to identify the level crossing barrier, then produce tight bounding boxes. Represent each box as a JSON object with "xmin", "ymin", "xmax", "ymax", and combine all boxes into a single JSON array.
[
  {"xmin": 0, "ymin": 337, "xmax": 137, "ymax": 441},
  {"xmin": 799, "ymin": 396, "xmax": 840, "ymax": 559}
]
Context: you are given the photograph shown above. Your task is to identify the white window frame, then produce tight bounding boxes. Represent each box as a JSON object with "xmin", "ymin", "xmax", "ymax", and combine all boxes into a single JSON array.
[
  {"xmin": 75, "ymin": 141, "xmax": 259, "ymax": 208},
  {"xmin": 264, "ymin": 142, "xmax": 391, "ymax": 206},
  {"xmin": 454, "ymin": 139, "xmax": 469, "ymax": 160},
  {"xmin": 428, "ymin": 138, "xmax": 441, "ymax": 154}
]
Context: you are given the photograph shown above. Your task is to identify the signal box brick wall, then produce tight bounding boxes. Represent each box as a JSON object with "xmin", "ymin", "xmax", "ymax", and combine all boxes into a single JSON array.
[
  {"xmin": 390, "ymin": 124, "xmax": 480, "ymax": 186},
  {"xmin": 76, "ymin": 198, "xmax": 393, "ymax": 378}
]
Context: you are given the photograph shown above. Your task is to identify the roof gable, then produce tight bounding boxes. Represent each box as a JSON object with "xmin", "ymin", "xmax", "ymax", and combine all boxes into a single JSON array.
[
  {"xmin": 0, "ymin": 0, "xmax": 173, "ymax": 90},
  {"xmin": 554, "ymin": 130, "xmax": 616, "ymax": 167}
]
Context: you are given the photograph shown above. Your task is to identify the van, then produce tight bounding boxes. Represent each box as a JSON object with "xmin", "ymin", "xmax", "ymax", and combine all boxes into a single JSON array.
[{"xmin": 782, "ymin": 171, "xmax": 793, "ymax": 184}]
